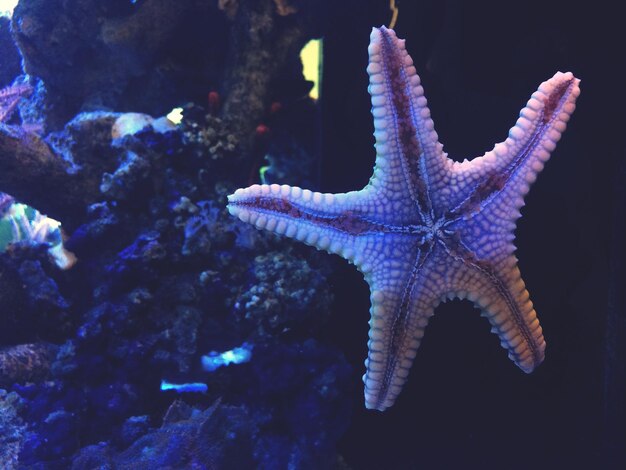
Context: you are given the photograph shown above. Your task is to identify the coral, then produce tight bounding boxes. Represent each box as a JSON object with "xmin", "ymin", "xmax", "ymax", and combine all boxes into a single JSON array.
[
  {"xmin": 0, "ymin": 390, "xmax": 26, "ymax": 468},
  {"xmin": 0, "ymin": 81, "xmax": 32, "ymax": 123},
  {"xmin": 0, "ymin": 117, "xmax": 107, "ymax": 231},
  {"xmin": 180, "ymin": 200, "xmax": 222, "ymax": 256},
  {"xmin": 70, "ymin": 399, "xmax": 258, "ymax": 469},
  {"xmin": 65, "ymin": 338, "xmax": 352, "ymax": 468},
  {"xmin": 10, "ymin": 0, "xmax": 322, "ymax": 146},
  {"xmin": 111, "ymin": 112, "xmax": 157, "ymax": 139},
  {"xmin": 220, "ymin": 0, "xmax": 311, "ymax": 160},
  {"xmin": 180, "ymin": 106, "xmax": 238, "ymax": 162},
  {"xmin": 15, "ymin": 382, "xmax": 83, "ymax": 465},
  {"xmin": 0, "ymin": 111, "xmax": 176, "ymax": 231},
  {"xmin": 3, "ymin": 114, "xmax": 344, "ymax": 464},
  {"xmin": 100, "ymin": 150, "xmax": 152, "ymax": 201},
  {"xmin": 238, "ymin": 340, "xmax": 353, "ymax": 468},
  {"xmin": 11, "ymin": 0, "xmax": 229, "ymax": 130},
  {"xmin": 18, "ymin": 259, "xmax": 69, "ymax": 308},
  {"xmin": 0, "ymin": 200, "xmax": 75, "ymax": 269},
  {"xmin": 1, "ymin": 0, "xmax": 327, "ymax": 227},
  {"xmin": 0, "ymin": 245, "xmax": 72, "ymax": 345},
  {"xmin": 234, "ymin": 250, "xmax": 333, "ymax": 338},
  {"xmin": 0, "ymin": 0, "xmax": 349, "ymax": 467},
  {"xmin": 0, "ymin": 343, "xmax": 58, "ymax": 387}
]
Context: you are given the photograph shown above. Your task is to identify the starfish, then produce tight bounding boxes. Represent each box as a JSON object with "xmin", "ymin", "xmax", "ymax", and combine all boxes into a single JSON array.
[{"xmin": 227, "ymin": 27, "xmax": 580, "ymax": 411}]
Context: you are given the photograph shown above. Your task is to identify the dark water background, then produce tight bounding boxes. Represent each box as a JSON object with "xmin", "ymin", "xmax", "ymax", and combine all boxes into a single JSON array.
[{"xmin": 320, "ymin": 1, "xmax": 624, "ymax": 468}]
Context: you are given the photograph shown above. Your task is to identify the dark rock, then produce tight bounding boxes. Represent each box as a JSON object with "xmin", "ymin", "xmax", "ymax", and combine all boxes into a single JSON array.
[
  {"xmin": 11, "ymin": 0, "xmax": 229, "ymax": 130},
  {"xmin": 0, "ymin": 17, "xmax": 22, "ymax": 88},
  {"xmin": 18, "ymin": 259, "xmax": 69, "ymax": 309}
]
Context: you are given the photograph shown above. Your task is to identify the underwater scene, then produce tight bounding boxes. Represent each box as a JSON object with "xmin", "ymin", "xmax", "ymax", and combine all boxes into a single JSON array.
[{"xmin": 0, "ymin": 0, "xmax": 622, "ymax": 469}]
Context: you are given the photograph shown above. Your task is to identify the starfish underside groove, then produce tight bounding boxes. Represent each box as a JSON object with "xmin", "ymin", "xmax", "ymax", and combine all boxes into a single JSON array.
[{"xmin": 228, "ymin": 27, "xmax": 580, "ymax": 411}]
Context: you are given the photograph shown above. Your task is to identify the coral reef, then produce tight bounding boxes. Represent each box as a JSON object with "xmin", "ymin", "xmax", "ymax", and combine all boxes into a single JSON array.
[
  {"xmin": 11, "ymin": 0, "xmax": 227, "ymax": 130},
  {"xmin": 1, "ymin": 110, "xmax": 351, "ymax": 465},
  {"xmin": 233, "ymin": 251, "xmax": 333, "ymax": 338},
  {"xmin": 0, "ymin": 82, "xmax": 32, "ymax": 123},
  {"xmin": 0, "ymin": 390, "xmax": 25, "ymax": 468},
  {"xmin": 0, "ymin": 0, "xmax": 349, "ymax": 467},
  {"xmin": 10, "ymin": 0, "xmax": 323, "ymax": 162},
  {"xmin": 68, "ymin": 338, "xmax": 351, "ymax": 469}
]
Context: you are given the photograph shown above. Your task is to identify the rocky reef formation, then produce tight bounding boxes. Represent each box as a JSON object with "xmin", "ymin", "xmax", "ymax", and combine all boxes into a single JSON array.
[{"xmin": 0, "ymin": 0, "xmax": 352, "ymax": 467}]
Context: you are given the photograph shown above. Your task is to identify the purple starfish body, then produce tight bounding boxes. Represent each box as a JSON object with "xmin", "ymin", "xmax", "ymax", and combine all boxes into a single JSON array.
[{"xmin": 227, "ymin": 27, "xmax": 580, "ymax": 411}]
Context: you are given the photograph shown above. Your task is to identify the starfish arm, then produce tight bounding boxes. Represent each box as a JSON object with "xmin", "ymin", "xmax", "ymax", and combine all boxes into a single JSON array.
[
  {"xmin": 439, "ymin": 239, "xmax": 545, "ymax": 374},
  {"xmin": 227, "ymin": 183, "xmax": 384, "ymax": 265},
  {"xmin": 444, "ymin": 71, "xmax": 581, "ymax": 222},
  {"xmin": 362, "ymin": 240, "xmax": 439, "ymax": 411},
  {"xmin": 363, "ymin": 237, "xmax": 482, "ymax": 411},
  {"xmin": 362, "ymin": 238, "xmax": 545, "ymax": 411},
  {"xmin": 366, "ymin": 27, "xmax": 449, "ymax": 222}
]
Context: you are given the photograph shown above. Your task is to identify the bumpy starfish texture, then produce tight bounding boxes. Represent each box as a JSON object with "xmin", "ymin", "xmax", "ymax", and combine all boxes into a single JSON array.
[{"xmin": 227, "ymin": 27, "xmax": 580, "ymax": 411}]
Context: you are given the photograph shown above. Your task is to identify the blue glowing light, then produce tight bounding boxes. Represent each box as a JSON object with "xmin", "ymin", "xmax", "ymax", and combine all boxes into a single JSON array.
[
  {"xmin": 160, "ymin": 380, "xmax": 208, "ymax": 394},
  {"xmin": 201, "ymin": 342, "xmax": 253, "ymax": 372}
]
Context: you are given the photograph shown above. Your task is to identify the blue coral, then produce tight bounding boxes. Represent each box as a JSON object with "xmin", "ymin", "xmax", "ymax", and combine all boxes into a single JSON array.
[{"xmin": 1, "ymin": 2, "xmax": 352, "ymax": 467}]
